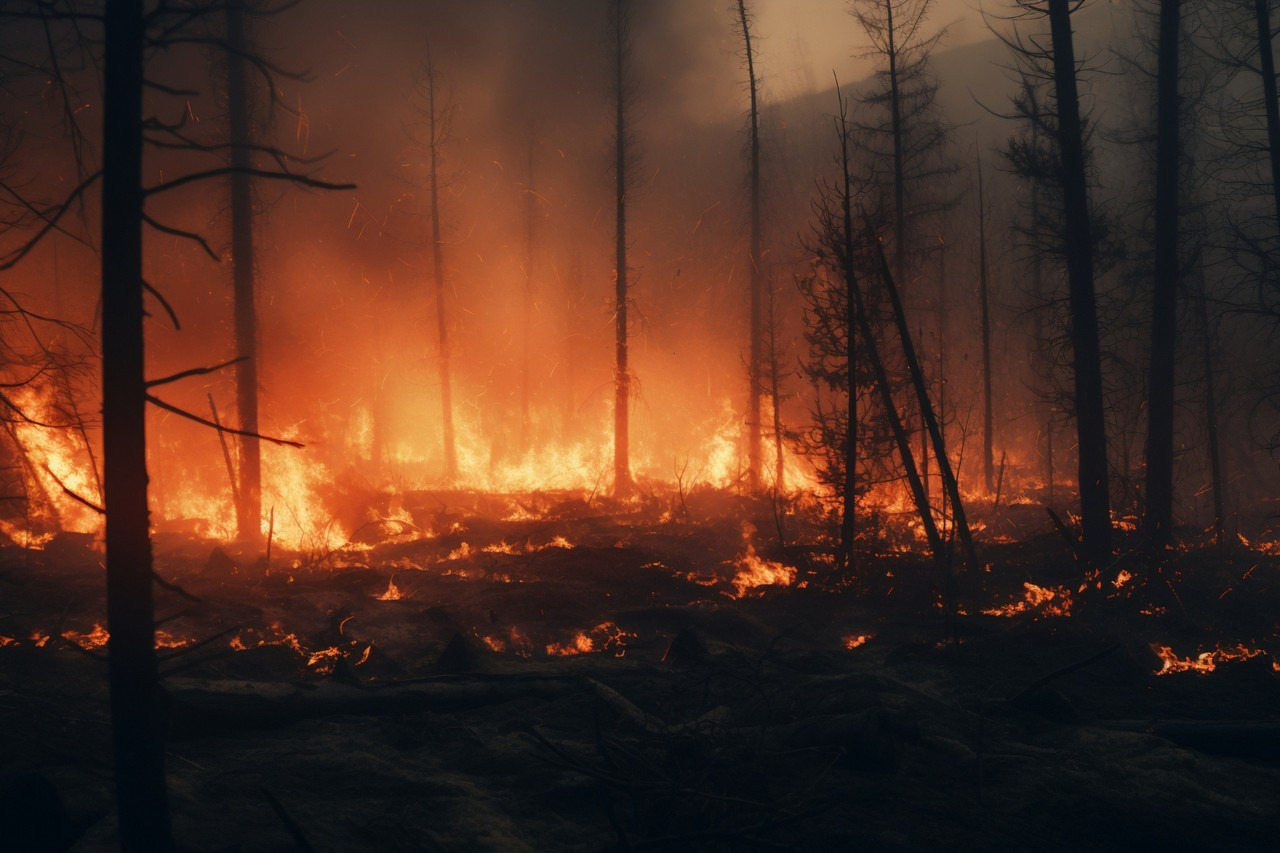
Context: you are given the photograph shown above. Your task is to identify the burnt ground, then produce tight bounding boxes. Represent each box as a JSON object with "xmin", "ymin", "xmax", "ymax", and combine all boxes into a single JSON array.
[{"xmin": 1, "ymin": 488, "xmax": 1279, "ymax": 851}]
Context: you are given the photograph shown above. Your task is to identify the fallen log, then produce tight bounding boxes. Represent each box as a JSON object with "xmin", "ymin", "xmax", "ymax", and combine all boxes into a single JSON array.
[
  {"xmin": 165, "ymin": 674, "xmax": 577, "ymax": 737},
  {"xmin": 1096, "ymin": 720, "xmax": 1280, "ymax": 762}
]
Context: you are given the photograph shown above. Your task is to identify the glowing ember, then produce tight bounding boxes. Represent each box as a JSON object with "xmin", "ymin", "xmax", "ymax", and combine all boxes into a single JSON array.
[
  {"xmin": 61, "ymin": 624, "xmax": 109, "ymax": 650},
  {"xmin": 1113, "ymin": 569, "xmax": 1132, "ymax": 589},
  {"xmin": 982, "ymin": 582, "xmax": 1073, "ymax": 618},
  {"xmin": 376, "ymin": 577, "xmax": 403, "ymax": 601},
  {"xmin": 546, "ymin": 632, "xmax": 594, "ymax": 656},
  {"xmin": 1150, "ymin": 642, "xmax": 1267, "ymax": 675},
  {"xmin": 843, "ymin": 634, "xmax": 872, "ymax": 649}
]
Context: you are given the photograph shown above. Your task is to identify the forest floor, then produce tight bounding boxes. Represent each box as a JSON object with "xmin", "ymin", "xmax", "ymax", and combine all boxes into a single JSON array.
[{"xmin": 1, "ymin": 488, "xmax": 1279, "ymax": 851}]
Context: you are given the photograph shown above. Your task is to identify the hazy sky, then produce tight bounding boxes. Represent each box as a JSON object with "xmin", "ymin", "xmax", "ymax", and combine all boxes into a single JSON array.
[{"xmin": 753, "ymin": 0, "xmax": 986, "ymax": 99}]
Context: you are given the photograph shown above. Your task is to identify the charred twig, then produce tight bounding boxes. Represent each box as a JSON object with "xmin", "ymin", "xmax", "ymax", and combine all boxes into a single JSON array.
[
  {"xmin": 261, "ymin": 788, "xmax": 316, "ymax": 853},
  {"xmin": 152, "ymin": 572, "xmax": 202, "ymax": 604},
  {"xmin": 158, "ymin": 625, "xmax": 244, "ymax": 663},
  {"xmin": 146, "ymin": 394, "xmax": 304, "ymax": 448},
  {"xmin": 208, "ymin": 395, "xmax": 241, "ymax": 511},
  {"xmin": 1006, "ymin": 644, "xmax": 1118, "ymax": 706},
  {"xmin": 148, "ymin": 357, "xmax": 247, "ymax": 389},
  {"xmin": 1046, "ymin": 507, "xmax": 1081, "ymax": 557},
  {"xmin": 41, "ymin": 464, "xmax": 104, "ymax": 514}
]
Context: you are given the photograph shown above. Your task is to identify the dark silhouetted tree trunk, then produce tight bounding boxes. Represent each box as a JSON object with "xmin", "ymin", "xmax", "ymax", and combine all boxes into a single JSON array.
[
  {"xmin": 876, "ymin": 241, "xmax": 977, "ymax": 572},
  {"xmin": 424, "ymin": 47, "xmax": 457, "ymax": 482},
  {"xmin": 612, "ymin": 0, "xmax": 634, "ymax": 496},
  {"xmin": 522, "ymin": 134, "xmax": 536, "ymax": 455},
  {"xmin": 1144, "ymin": 0, "xmax": 1181, "ymax": 549},
  {"xmin": 102, "ymin": 0, "xmax": 172, "ymax": 847},
  {"xmin": 1257, "ymin": 0, "xmax": 1280, "ymax": 234},
  {"xmin": 227, "ymin": 0, "xmax": 261, "ymax": 548},
  {"xmin": 736, "ymin": 0, "xmax": 764, "ymax": 491},
  {"xmin": 977, "ymin": 152, "xmax": 995, "ymax": 494},
  {"xmin": 832, "ymin": 92, "xmax": 942, "ymax": 570},
  {"xmin": 1048, "ymin": 0, "xmax": 1112, "ymax": 561}
]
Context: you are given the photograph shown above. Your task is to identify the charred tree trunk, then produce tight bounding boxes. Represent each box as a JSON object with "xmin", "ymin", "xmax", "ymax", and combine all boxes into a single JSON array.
[
  {"xmin": 1144, "ymin": 0, "xmax": 1182, "ymax": 549},
  {"xmin": 522, "ymin": 135, "xmax": 536, "ymax": 456},
  {"xmin": 885, "ymin": 0, "xmax": 907, "ymax": 291},
  {"xmin": 1256, "ymin": 0, "xmax": 1280, "ymax": 237},
  {"xmin": 767, "ymin": 280, "xmax": 786, "ymax": 492},
  {"xmin": 1048, "ymin": 0, "xmax": 1112, "ymax": 562},
  {"xmin": 612, "ymin": 1, "xmax": 634, "ymax": 497},
  {"xmin": 876, "ymin": 241, "xmax": 978, "ymax": 571},
  {"xmin": 737, "ymin": 0, "xmax": 764, "ymax": 492},
  {"xmin": 425, "ymin": 48, "xmax": 457, "ymax": 483},
  {"xmin": 102, "ymin": 0, "xmax": 172, "ymax": 847},
  {"xmin": 1194, "ymin": 275, "xmax": 1226, "ymax": 551},
  {"xmin": 839, "ymin": 127, "xmax": 858, "ymax": 570},
  {"xmin": 977, "ymin": 153, "xmax": 995, "ymax": 494},
  {"xmin": 227, "ymin": 0, "xmax": 261, "ymax": 548},
  {"xmin": 835, "ymin": 95, "xmax": 942, "ymax": 568}
]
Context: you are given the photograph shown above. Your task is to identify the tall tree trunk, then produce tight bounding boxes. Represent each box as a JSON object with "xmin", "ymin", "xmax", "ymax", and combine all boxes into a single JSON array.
[
  {"xmin": 612, "ymin": 0, "xmax": 633, "ymax": 496},
  {"xmin": 737, "ymin": 0, "xmax": 764, "ymax": 491},
  {"xmin": 1144, "ymin": 0, "xmax": 1182, "ymax": 549},
  {"xmin": 886, "ymin": 0, "xmax": 907, "ymax": 289},
  {"xmin": 767, "ymin": 280, "xmax": 786, "ymax": 492},
  {"xmin": 977, "ymin": 153, "xmax": 995, "ymax": 494},
  {"xmin": 521, "ymin": 135, "xmax": 536, "ymax": 456},
  {"xmin": 227, "ymin": 0, "xmax": 261, "ymax": 548},
  {"xmin": 102, "ymin": 0, "xmax": 172, "ymax": 847},
  {"xmin": 425, "ymin": 47, "xmax": 457, "ymax": 483},
  {"xmin": 840, "ymin": 121, "xmax": 858, "ymax": 571},
  {"xmin": 1048, "ymin": 0, "xmax": 1112, "ymax": 562},
  {"xmin": 1256, "ymin": 0, "xmax": 1280, "ymax": 237},
  {"xmin": 1194, "ymin": 274, "xmax": 1226, "ymax": 551}
]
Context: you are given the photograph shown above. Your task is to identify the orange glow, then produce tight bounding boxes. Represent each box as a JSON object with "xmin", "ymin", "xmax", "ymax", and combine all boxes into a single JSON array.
[
  {"xmin": 1151, "ymin": 642, "xmax": 1266, "ymax": 675},
  {"xmin": 730, "ymin": 539, "xmax": 796, "ymax": 597},
  {"xmin": 375, "ymin": 576, "xmax": 403, "ymax": 600},
  {"xmin": 981, "ymin": 582, "xmax": 1073, "ymax": 618},
  {"xmin": 61, "ymin": 623, "xmax": 109, "ymax": 650},
  {"xmin": 843, "ymin": 633, "xmax": 872, "ymax": 649}
]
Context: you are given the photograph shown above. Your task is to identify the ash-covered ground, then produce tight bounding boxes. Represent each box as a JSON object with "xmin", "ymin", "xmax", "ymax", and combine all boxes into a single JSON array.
[{"xmin": 2, "ymin": 489, "xmax": 1278, "ymax": 851}]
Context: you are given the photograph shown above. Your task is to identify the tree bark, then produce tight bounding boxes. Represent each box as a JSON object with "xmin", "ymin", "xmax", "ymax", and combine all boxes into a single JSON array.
[
  {"xmin": 834, "ymin": 96, "xmax": 941, "ymax": 568},
  {"xmin": 1256, "ymin": 0, "xmax": 1280, "ymax": 237},
  {"xmin": 875, "ymin": 241, "xmax": 978, "ymax": 572},
  {"xmin": 102, "ymin": 0, "xmax": 172, "ymax": 847},
  {"xmin": 1048, "ymin": 0, "xmax": 1112, "ymax": 562},
  {"xmin": 522, "ymin": 135, "xmax": 536, "ymax": 456},
  {"xmin": 977, "ymin": 153, "xmax": 995, "ymax": 494},
  {"xmin": 612, "ymin": 0, "xmax": 633, "ymax": 497},
  {"xmin": 227, "ymin": 0, "xmax": 261, "ymax": 549},
  {"xmin": 1144, "ymin": 0, "xmax": 1182, "ymax": 549},
  {"xmin": 425, "ymin": 48, "xmax": 457, "ymax": 483},
  {"xmin": 737, "ymin": 0, "xmax": 764, "ymax": 492}
]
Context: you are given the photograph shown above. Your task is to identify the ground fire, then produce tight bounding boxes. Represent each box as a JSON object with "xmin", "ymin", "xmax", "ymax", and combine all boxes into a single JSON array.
[{"xmin": 2, "ymin": 1, "xmax": 1280, "ymax": 851}]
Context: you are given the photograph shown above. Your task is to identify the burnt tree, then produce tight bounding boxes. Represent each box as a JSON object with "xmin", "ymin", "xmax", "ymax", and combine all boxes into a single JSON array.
[
  {"xmin": 1143, "ymin": 0, "xmax": 1183, "ymax": 548},
  {"xmin": 227, "ymin": 0, "xmax": 261, "ymax": 548},
  {"xmin": 102, "ymin": 1, "xmax": 171, "ymax": 846},
  {"xmin": 610, "ymin": 0, "xmax": 635, "ymax": 496},
  {"xmin": 419, "ymin": 47, "xmax": 457, "ymax": 482},
  {"xmin": 734, "ymin": 0, "xmax": 765, "ymax": 491}
]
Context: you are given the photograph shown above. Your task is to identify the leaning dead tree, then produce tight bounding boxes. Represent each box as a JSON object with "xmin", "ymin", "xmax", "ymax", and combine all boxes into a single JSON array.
[
  {"xmin": 801, "ymin": 85, "xmax": 944, "ymax": 574},
  {"xmin": 734, "ymin": 0, "xmax": 765, "ymax": 492},
  {"xmin": 610, "ymin": 0, "xmax": 636, "ymax": 497}
]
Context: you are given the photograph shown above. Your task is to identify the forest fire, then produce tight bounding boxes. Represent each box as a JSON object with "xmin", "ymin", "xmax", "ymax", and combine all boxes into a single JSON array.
[{"xmin": 4, "ymin": 0, "xmax": 1280, "ymax": 850}]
